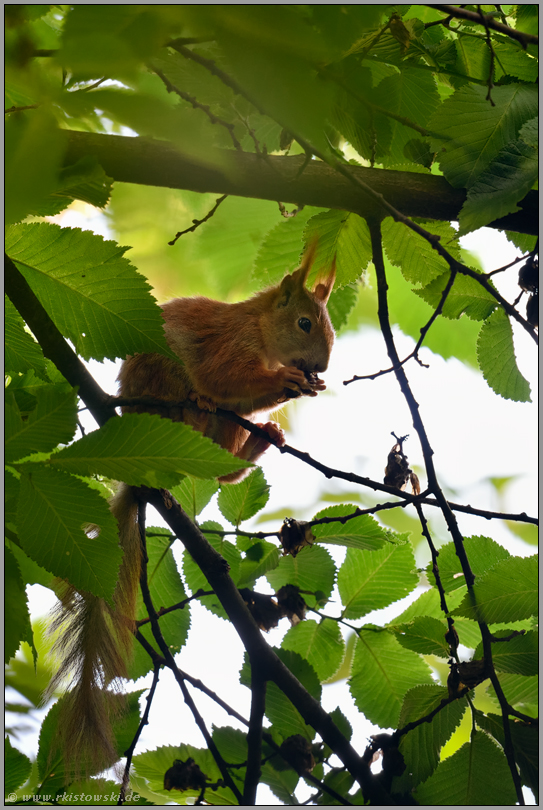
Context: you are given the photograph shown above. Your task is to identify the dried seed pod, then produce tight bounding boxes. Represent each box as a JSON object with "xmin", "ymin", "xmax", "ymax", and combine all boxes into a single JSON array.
[
  {"xmin": 279, "ymin": 734, "xmax": 316, "ymax": 774},
  {"xmin": 526, "ymin": 290, "xmax": 538, "ymax": 327},
  {"xmin": 279, "ymin": 517, "xmax": 314, "ymax": 557},
  {"xmin": 448, "ymin": 658, "xmax": 489, "ymax": 696},
  {"xmin": 276, "ymin": 584, "xmax": 307, "ymax": 625},
  {"xmin": 384, "ymin": 434, "xmax": 420, "ymax": 494},
  {"xmin": 518, "ymin": 256, "xmax": 538, "ymax": 293},
  {"xmin": 164, "ymin": 757, "xmax": 208, "ymax": 792},
  {"xmin": 239, "ymin": 587, "xmax": 284, "ymax": 631}
]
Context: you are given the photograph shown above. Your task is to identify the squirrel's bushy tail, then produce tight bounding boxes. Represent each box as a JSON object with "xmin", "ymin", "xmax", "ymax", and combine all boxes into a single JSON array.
[{"xmin": 47, "ymin": 484, "xmax": 142, "ymax": 776}]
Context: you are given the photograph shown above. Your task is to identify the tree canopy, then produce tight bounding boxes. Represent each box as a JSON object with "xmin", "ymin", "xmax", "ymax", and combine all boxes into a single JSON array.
[{"xmin": 5, "ymin": 4, "xmax": 538, "ymax": 806}]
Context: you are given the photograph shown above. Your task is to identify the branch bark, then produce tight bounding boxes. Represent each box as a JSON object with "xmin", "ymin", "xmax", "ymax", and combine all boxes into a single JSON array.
[{"xmin": 62, "ymin": 130, "xmax": 538, "ymax": 235}]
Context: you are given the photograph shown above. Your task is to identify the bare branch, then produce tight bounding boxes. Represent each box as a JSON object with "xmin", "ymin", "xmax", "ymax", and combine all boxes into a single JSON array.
[{"xmin": 425, "ymin": 5, "xmax": 538, "ymax": 47}]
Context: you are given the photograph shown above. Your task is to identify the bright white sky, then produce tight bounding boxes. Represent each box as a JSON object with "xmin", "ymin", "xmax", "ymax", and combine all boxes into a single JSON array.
[{"xmin": 16, "ymin": 207, "xmax": 538, "ymax": 805}]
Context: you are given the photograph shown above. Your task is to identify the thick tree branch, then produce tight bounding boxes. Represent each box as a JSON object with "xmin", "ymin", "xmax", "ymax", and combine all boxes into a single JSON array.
[{"xmin": 61, "ymin": 130, "xmax": 538, "ymax": 235}]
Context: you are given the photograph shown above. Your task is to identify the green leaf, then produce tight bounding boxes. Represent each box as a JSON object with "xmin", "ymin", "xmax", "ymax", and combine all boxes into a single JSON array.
[
  {"xmin": 5, "ymin": 736, "xmax": 32, "ymax": 795},
  {"xmin": 338, "ymin": 543, "xmax": 418, "ymax": 620},
  {"xmin": 382, "ymin": 218, "xmax": 460, "ymax": 287},
  {"xmin": 169, "ymin": 476, "xmax": 219, "ymax": 522},
  {"xmin": 5, "ymin": 109, "xmax": 65, "ymax": 226},
  {"xmin": 427, "ymin": 535, "xmax": 511, "ymax": 593},
  {"xmin": 475, "ymin": 712, "xmax": 538, "ymax": 802},
  {"xmin": 5, "ymin": 547, "xmax": 33, "ymax": 664},
  {"xmin": 349, "ymin": 628, "xmax": 433, "ymax": 728},
  {"xmin": 282, "ymin": 619, "xmax": 345, "ymax": 682},
  {"xmin": 429, "ymin": 83, "xmax": 538, "ymax": 188},
  {"xmin": 32, "ymin": 156, "xmax": 114, "ymax": 217},
  {"xmin": 486, "ymin": 673, "xmax": 538, "ymax": 709},
  {"xmin": 183, "ymin": 521, "xmax": 241, "ymax": 619},
  {"xmin": 392, "ymin": 586, "xmax": 466, "ymax": 624},
  {"xmin": 129, "ymin": 533, "xmax": 190, "ymax": 680},
  {"xmin": 415, "ymin": 730, "xmax": 517, "ymax": 805},
  {"xmin": 51, "ymin": 413, "xmax": 250, "ymax": 487},
  {"xmin": 218, "ymin": 468, "xmax": 270, "ymax": 526},
  {"xmin": 327, "ymin": 284, "xmax": 359, "ymax": 332},
  {"xmin": 415, "ymin": 271, "xmax": 497, "ymax": 321},
  {"xmin": 237, "ymin": 540, "xmax": 281, "ymax": 588},
  {"xmin": 393, "ymin": 685, "xmax": 466, "ymax": 791},
  {"xmin": 454, "ymin": 34, "xmax": 491, "ymax": 83},
  {"xmin": 477, "ymin": 308, "xmax": 531, "ymax": 401},
  {"xmin": 16, "ymin": 466, "xmax": 121, "ymax": 600},
  {"xmin": 459, "ymin": 136, "xmax": 538, "ymax": 235},
  {"xmin": 453, "ymin": 554, "xmax": 538, "ymax": 624},
  {"xmin": 494, "ymin": 40, "xmax": 539, "ymax": 83},
  {"xmin": 474, "ymin": 630, "xmax": 538, "ymax": 676},
  {"xmin": 133, "ymin": 743, "xmax": 225, "ymax": 804},
  {"xmin": 264, "ymin": 649, "xmax": 321, "ymax": 740},
  {"xmin": 260, "ymin": 760, "xmax": 299, "ymax": 805},
  {"xmin": 375, "ymin": 68, "xmax": 441, "ymax": 167},
  {"xmin": 5, "ymin": 222, "xmax": 174, "ymax": 363},
  {"xmin": 5, "ymin": 295, "xmax": 46, "ymax": 376},
  {"xmin": 252, "ymin": 206, "xmax": 325, "ymax": 287},
  {"xmin": 312, "ymin": 504, "xmax": 388, "ymax": 551},
  {"xmin": 304, "ymin": 210, "xmax": 373, "ymax": 287},
  {"xmin": 5, "ymin": 388, "xmax": 78, "ymax": 464},
  {"xmin": 393, "ymin": 615, "xmax": 450, "ymax": 657},
  {"xmin": 266, "ymin": 544, "xmax": 336, "ymax": 607}
]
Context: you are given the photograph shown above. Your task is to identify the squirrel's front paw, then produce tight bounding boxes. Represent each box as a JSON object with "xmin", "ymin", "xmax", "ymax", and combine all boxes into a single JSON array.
[
  {"xmin": 189, "ymin": 391, "xmax": 217, "ymax": 412},
  {"xmin": 280, "ymin": 366, "xmax": 325, "ymax": 399}
]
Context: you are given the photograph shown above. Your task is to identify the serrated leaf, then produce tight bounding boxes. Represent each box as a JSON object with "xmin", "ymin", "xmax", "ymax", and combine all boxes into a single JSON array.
[
  {"xmin": 474, "ymin": 630, "xmax": 538, "ymax": 676},
  {"xmin": 429, "ymin": 83, "xmax": 538, "ymax": 188},
  {"xmin": 6, "ymin": 388, "xmax": 78, "ymax": 463},
  {"xmin": 392, "ymin": 586, "xmax": 466, "ymax": 624},
  {"xmin": 382, "ymin": 218, "xmax": 460, "ymax": 286},
  {"xmin": 282, "ymin": 618, "xmax": 345, "ymax": 682},
  {"xmin": 475, "ymin": 712, "xmax": 538, "ymax": 802},
  {"xmin": 129, "ymin": 533, "xmax": 190, "ymax": 680},
  {"xmin": 264, "ymin": 648, "xmax": 321, "ymax": 740},
  {"xmin": 459, "ymin": 137, "xmax": 538, "ymax": 235},
  {"xmin": 304, "ymin": 210, "xmax": 372, "ymax": 286},
  {"xmin": 5, "ymin": 108, "xmax": 65, "ymax": 226},
  {"xmin": 133, "ymin": 743, "xmax": 224, "ymax": 804},
  {"xmin": 453, "ymin": 554, "xmax": 537, "ymax": 624},
  {"xmin": 218, "ymin": 468, "xmax": 270, "ymax": 526},
  {"xmin": 494, "ymin": 40, "xmax": 539, "ymax": 83},
  {"xmin": 170, "ymin": 476, "xmax": 219, "ymax": 521},
  {"xmin": 338, "ymin": 543, "xmax": 418, "ymax": 620},
  {"xmin": 5, "ymin": 222, "xmax": 174, "ymax": 362},
  {"xmin": 393, "ymin": 685, "xmax": 467, "ymax": 791},
  {"xmin": 266, "ymin": 544, "xmax": 336, "ymax": 606},
  {"xmin": 238, "ymin": 540, "xmax": 281, "ymax": 588},
  {"xmin": 50, "ymin": 412, "xmax": 250, "ymax": 487},
  {"xmin": 5, "ymin": 736, "xmax": 33, "ymax": 794},
  {"xmin": 183, "ymin": 521, "xmax": 241, "ymax": 619},
  {"xmin": 477, "ymin": 308, "xmax": 531, "ymax": 401},
  {"xmin": 252, "ymin": 206, "xmax": 325, "ymax": 286},
  {"xmin": 414, "ymin": 730, "xmax": 517, "ymax": 805},
  {"xmin": 312, "ymin": 504, "xmax": 388, "ymax": 551},
  {"xmin": 393, "ymin": 615, "xmax": 450, "ymax": 657},
  {"xmin": 5, "ymin": 295, "xmax": 46, "ymax": 376},
  {"xmin": 415, "ymin": 271, "xmax": 497, "ymax": 321},
  {"xmin": 427, "ymin": 536, "xmax": 511, "ymax": 593},
  {"xmin": 5, "ymin": 547, "xmax": 33, "ymax": 664},
  {"xmin": 349, "ymin": 629, "xmax": 433, "ymax": 728},
  {"xmin": 32, "ymin": 156, "xmax": 114, "ymax": 217},
  {"xmin": 486, "ymin": 673, "xmax": 538, "ymax": 709},
  {"xmin": 17, "ymin": 466, "xmax": 121, "ymax": 600}
]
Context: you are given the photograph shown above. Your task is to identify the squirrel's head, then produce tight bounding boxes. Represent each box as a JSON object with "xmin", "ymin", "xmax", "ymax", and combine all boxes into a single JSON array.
[{"xmin": 267, "ymin": 241, "xmax": 336, "ymax": 372}]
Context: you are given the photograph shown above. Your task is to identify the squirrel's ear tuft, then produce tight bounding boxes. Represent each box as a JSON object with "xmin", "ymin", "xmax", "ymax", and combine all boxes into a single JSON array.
[{"xmin": 313, "ymin": 255, "xmax": 336, "ymax": 303}]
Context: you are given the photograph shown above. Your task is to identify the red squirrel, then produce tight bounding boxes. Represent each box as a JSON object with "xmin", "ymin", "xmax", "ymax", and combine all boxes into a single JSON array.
[{"xmin": 49, "ymin": 243, "xmax": 336, "ymax": 775}]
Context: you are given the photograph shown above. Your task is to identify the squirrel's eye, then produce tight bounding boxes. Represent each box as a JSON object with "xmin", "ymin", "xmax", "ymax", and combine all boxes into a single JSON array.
[{"xmin": 298, "ymin": 317, "xmax": 311, "ymax": 334}]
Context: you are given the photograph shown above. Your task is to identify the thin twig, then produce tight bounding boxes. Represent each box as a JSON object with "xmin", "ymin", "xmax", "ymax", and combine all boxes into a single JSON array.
[
  {"xmin": 136, "ymin": 589, "xmax": 215, "ymax": 627},
  {"xmin": 118, "ymin": 664, "xmax": 161, "ymax": 805},
  {"xmin": 478, "ymin": 5, "xmax": 496, "ymax": 105},
  {"xmin": 168, "ymin": 194, "xmax": 228, "ymax": 245}
]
